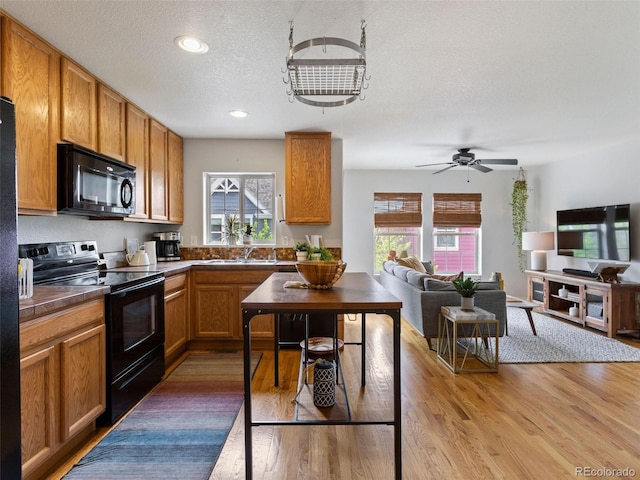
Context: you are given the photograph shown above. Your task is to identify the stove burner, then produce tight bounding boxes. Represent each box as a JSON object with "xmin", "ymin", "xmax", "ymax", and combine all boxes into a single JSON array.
[{"xmin": 19, "ymin": 240, "xmax": 161, "ymax": 289}]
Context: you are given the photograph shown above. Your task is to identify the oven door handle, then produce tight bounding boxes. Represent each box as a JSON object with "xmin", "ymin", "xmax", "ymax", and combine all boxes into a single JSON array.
[{"xmin": 110, "ymin": 276, "xmax": 165, "ymax": 297}]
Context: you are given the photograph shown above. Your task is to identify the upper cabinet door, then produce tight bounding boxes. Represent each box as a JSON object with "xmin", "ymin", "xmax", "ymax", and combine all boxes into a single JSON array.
[
  {"xmin": 167, "ymin": 130, "xmax": 184, "ymax": 224},
  {"xmin": 1, "ymin": 17, "xmax": 60, "ymax": 215},
  {"xmin": 149, "ymin": 118, "xmax": 168, "ymax": 222},
  {"xmin": 60, "ymin": 57, "xmax": 97, "ymax": 150},
  {"xmin": 285, "ymin": 132, "xmax": 332, "ymax": 224},
  {"xmin": 97, "ymin": 83, "xmax": 125, "ymax": 161},
  {"xmin": 125, "ymin": 103, "xmax": 150, "ymax": 219}
]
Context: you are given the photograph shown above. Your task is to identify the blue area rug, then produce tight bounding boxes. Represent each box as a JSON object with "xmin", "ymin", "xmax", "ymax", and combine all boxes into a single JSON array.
[{"xmin": 63, "ymin": 352, "xmax": 261, "ymax": 479}]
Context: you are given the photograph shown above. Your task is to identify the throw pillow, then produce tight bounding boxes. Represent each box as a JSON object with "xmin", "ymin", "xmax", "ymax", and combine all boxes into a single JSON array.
[
  {"xmin": 426, "ymin": 271, "xmax": 463, "ymax": 281},
  {"xmin": 396, "ymin": 255, "xmax": 427, "ymax": 273}
]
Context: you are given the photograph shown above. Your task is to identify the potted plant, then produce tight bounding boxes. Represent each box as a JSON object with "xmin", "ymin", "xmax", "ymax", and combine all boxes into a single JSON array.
[
  {"xmin": 309, "ymin": 246, "xmax": 334, "ymax": 261},
  {"xmin": 452, "ymin": 277, "xmax": 479, "ymax": 311},
  {"xmin": 294, "ymin": 242, "xmax": 311, "ymax": 261},
  {"xmin": 511, "ymin": 168, "xmax": 529, "ymax": 271},
  {"xmin": 223, "ymin": 213, "xmax": 241, "ymax": 245}
]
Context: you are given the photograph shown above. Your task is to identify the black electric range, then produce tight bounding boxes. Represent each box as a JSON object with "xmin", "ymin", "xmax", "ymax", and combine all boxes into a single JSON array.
[{"xmin": 19, "ymin": 240, "xmax": 162, "ymax": 289}]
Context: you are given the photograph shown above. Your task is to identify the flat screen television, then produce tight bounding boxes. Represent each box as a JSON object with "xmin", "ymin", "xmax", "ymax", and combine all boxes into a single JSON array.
[{"xmin": 556, "ymin": 204, "xmax": 630, "ymax": 262}]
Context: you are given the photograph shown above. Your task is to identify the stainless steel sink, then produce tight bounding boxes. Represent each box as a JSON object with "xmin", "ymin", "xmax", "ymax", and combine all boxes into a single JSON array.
[{"xmin": 197, "ymin": 259, "xmax": 278, "ymax": 265}]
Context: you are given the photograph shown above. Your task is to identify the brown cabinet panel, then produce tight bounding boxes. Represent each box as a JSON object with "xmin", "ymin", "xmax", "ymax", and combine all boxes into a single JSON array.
[
  {"xmin": 1, "ymin": 17, "xmax": 59, "ymax": 214},
  {"xmin": 60, "ymin": 324, "xmax": 106, "ymax": 441},
  {"xmin": 193, "ymin": 285, "xmax": 237, "ymax": 338},
  {"xmin": 165, "ymin": 273, "xmax": 189, "ymax": 365},
  {"xmin": 19, "ymin": 298, "xmax": 105, "ymax": 477},
  {"xmin": 20, "ymin": 346, "xmax": 57, "ymax": 478},
  {"xmin": 285, "ymin": 131, "xmax": 331, "ymax": 224},
  {"xmin": 149, "ymin": 118, "xmax": 168, "ymax": 221},
  {"xmin": 97, "ymin": 83, "xmax": 125, "ymax": 161},
  {"xmin": 60, "ymin": 57, "xmax": 97, "ymax": 150},
  {"xmin": 125, "ymin": 103, "xmax": 150, "ymax": 219},
  {"xmin": 167, "ymin": 130, "xmax": 184, "ymax": 224}
]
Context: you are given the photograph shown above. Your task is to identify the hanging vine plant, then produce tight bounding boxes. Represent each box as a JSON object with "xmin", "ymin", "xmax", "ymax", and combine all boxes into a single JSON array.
[{"xmin": 511, "ymin": 168, "xmax": 529, "ymax": 271}]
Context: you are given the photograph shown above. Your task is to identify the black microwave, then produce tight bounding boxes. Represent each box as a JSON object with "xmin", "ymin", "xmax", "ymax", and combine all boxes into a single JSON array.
[{"xmin": 58, "ymin": 143, "xmax": 136, "ymax": 217}]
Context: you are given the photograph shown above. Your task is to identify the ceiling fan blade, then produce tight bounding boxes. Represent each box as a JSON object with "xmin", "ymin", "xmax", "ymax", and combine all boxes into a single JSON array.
[
  {"xmin": 471, "ymin": 164, "xmax": 492, "ymax": 173},
  {"xmin": 477, "ymin": 158, "xmax": 518, "ymax": 165},
  {"xmin": 415, "ymin": 162, "xmax": 454, "ymax": 168},
  {"xmin": 433, "ymin": 164, "xmax": 458, "ymax": 175}
]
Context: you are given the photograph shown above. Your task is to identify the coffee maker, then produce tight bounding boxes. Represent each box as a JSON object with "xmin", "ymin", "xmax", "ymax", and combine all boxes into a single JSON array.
[{"xmin": 152, "ymin": 232, "xmax": 181, "ymax": 261}]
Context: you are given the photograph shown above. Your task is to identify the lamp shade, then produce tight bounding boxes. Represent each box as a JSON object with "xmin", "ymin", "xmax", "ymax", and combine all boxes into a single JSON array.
[{"xmin": 521, "ymin": 231, "xmax": 555, "ymax": 251}]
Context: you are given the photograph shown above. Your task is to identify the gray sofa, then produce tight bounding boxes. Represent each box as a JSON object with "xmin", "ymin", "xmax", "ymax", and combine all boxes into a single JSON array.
[{"xmin": 379, "ymin": 261, "xmax": 507, "ymax": 348}]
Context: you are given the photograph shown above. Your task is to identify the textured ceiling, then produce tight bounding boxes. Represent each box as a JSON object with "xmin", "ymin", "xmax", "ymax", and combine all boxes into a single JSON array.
[{"xmin": 2, "ymin": 1, "xmax": 639, "ymax": 171}]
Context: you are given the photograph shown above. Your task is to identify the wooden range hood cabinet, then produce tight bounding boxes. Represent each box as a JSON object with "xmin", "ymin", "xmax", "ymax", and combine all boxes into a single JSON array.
[{"xmin": 284, "ymin": 131, "xmax": 331, "ymax": 224}]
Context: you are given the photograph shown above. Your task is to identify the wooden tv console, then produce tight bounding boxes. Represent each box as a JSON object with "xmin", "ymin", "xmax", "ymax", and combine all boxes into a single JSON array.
[{"xmin": 525, "ymin": 270, "xmax": 640, "ymax": 338}]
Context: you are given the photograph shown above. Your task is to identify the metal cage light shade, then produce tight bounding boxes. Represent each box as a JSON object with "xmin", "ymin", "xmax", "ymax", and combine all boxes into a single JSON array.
[{"xmin": 285, "ymin": 21, "xmax": 368, "ymax": 107}]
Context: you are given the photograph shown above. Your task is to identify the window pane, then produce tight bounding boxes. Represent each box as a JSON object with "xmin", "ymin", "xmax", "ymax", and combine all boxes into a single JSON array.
[
  {"xmin": 244, "ymin": 177, "xmax": 274, "ymax": 242},
  {"xmin": 432, "ymin": 227, "xmax": 478, "ymax": 274},
  {"xmin": 374, "ymin": 227, "xmax": 420, "ymax": 273},
  {"xmin": 205, "ymin": 173, "xmax": 275, "ymax": 245}
]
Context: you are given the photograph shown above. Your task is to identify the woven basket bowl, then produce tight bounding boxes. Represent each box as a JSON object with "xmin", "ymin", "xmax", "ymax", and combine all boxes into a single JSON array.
[{"xmin": 295, "ymin": 261, "xmax": 346, "ymax": 289}]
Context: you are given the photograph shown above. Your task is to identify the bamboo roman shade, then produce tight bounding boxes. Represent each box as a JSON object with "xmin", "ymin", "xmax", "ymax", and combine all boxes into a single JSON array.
[
  {"xmin": 432, "ymin": 193, "xmax": 482, "ymax": 228},
  {"xmin": 374, "ymin": 193, "xmax": 423, "ymax": 227}
]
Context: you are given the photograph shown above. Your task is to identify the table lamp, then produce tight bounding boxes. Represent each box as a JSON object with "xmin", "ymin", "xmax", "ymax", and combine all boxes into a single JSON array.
[{"xmin": 522, "ymin": 231, "xmax": 555, "ymax": 271}]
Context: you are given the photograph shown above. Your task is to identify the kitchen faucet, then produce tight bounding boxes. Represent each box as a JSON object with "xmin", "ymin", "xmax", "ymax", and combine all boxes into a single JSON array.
[{"xmin": 243, "ymin": 245, "xmax": 255, "ymax": 261}]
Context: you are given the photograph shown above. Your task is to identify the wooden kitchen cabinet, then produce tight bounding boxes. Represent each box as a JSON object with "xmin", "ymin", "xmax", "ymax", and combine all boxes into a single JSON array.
[
  {"xmin": 149, "ymin": 118, "xmax": 168, "ymax": 221},
  {"xmin": 164, "ymin": 272, "xmax": 189, "ymax": 366},
  {"xmin": 20, "ymin": 346, "xmax": 57, "ymax": 477},
  {"xmin": 190, "ymin": 268, "xmax": 275, "ymax": 348},
  {"xmin": 19, "ymin": 298, "xmax": 106, "ymax": 479},
  {"xmin": 1, "ymin": 17, "xmax": 59, "ymax": 215},
  {"xmin": 167, "ymin": 130, "xmax": 184, "ymax": 223},
  {"xmin": 60, "ymin": 57, "xmax": 97, "ymax": 150},
  {"xmin": 285, "ymin": 131, "xmax": 332, "ymax": 224},
  {"xmin": 97, "ymin": 83, "xmax": 126, "ymax": 161},
  {"xmin": 125, "ymin": 103, "xmax": 150, "ymax": 219}
]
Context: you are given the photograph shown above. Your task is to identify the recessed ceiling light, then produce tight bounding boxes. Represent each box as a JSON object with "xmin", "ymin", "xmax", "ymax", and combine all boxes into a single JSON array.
[
  {"xmin": 174, "ymin": 36, "xmax": 209, "ymax": 54},
  {"xmin": 229, "ymin": 110, "xmax": 248, "ymax": 118}
]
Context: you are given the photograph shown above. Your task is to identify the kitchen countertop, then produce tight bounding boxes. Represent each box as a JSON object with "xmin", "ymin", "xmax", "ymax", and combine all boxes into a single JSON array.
[
  {"xmin": 19, "ymin": 285, "xmax": 111, "ymax": 324},
  {"xmin": 19, "ymin": 260, "xmax": 299, "ymax": 323}
]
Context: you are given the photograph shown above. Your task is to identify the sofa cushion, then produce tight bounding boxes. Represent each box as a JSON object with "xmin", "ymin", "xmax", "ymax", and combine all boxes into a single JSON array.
[
  {"xmin": 396, "ymin": 255, "xmax": 426, "ymax": 273},
  {"xmin": 426, "ymin": 271, "xmax": 463, "ymax": 281},
  {"xmin": 382, "ymin": 261, "xmax": 396, "ymax": 274},
  {"xmin": 406, "ymin": 269, "xmax": 429, "ymax": 290},
  {"xmin": 424, "ymin": 278, "xmax": 457, "ymax": 291},
  {"xmin": 393, "ymin": 265, "xmax": 413, "ymax": 281},
  {"xmin": 476, "ymin": 281, "xmax": 500, "ymax": 290}
]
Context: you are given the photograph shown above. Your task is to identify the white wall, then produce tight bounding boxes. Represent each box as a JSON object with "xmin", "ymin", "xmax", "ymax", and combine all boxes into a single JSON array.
[
  {"xmin": 526, "ymin": 136, "xmax": 640, "ymax": 283},
  {"xmin": 182, "ymin": 138, "xmax": 343, "ymax": 250},
  {"xmin": 343, "ymin": 168, "xmax": 526, "ymax": 297},
  {"xmin": 17, "ymin": 214, "xmax": 164, "ymax": 253}
]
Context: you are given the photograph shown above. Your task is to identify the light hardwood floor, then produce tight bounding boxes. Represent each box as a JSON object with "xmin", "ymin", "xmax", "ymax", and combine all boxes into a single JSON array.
[
  {"xmin": 51, "ymin": 313, "xmax": 640, "ymax": 479},
  {"xmin": 211, "ymin": 314, "xmax": 640, "ymax": 480}
]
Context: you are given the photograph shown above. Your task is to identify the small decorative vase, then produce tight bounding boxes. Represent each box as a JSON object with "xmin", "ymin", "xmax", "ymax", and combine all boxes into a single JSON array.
[
  {"xmin": 559, "ymin": 285, "xmax": 569, "ymax": 298},
  {"xmin": 311, "ymin": 253, "xmax": 322, "ymax": 261},
  {"xmin": 569, "ymin": 304, "xmax": 579, "ymax": 316},
  {"xmin": 461, "ymin": 296, "xmax": 475, "ymax": 311},
  {"xmin": 296, "ymin": 251, "xmax": 308, "ymax": 262},
  {"xmin": 227, "ymin": 235, "xmax": 238, "ymax": 246}
]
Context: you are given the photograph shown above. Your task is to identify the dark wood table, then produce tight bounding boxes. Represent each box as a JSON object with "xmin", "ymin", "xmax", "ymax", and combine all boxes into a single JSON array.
[{"xmin": 242, "ymin": 272, "xmax": 403, "ymax": 479}]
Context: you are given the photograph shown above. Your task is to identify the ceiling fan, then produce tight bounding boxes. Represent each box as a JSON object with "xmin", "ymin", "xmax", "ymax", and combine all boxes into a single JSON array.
[{"xmin": 416, "ymin": 148, "xmax": 518, "ymax": 174}]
